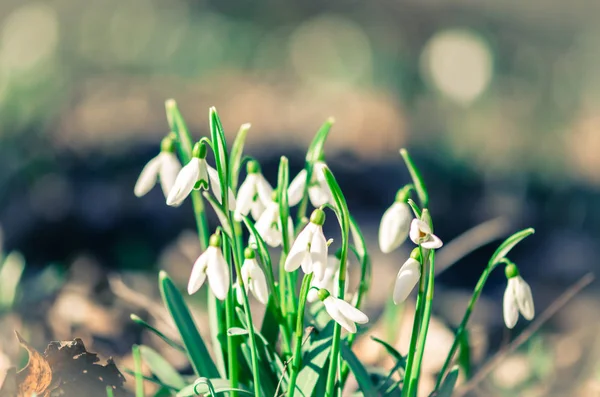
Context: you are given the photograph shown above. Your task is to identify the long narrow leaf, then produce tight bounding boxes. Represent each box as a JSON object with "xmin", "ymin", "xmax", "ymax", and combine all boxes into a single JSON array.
[
  {"xmin": 306, "ymin": 118, "xmax": 335, "ymax": 164},
  {"xmin": 488, "ymin": 228, "xmax": 535, "ymax": 267},
  {"xmin": 140, "ymin": 345, "xmax": 187, "ymax": 390},
  {"xmin": 229, "ymin": 123, "xmax": 251, "ymax": 192},
  {"xmin": 165, "ymin": 99, "xmax": 193, "ymax": 162},
  {"xmin": 132, "ymin": 345, "xmax": 144, "ymax": 397},
  {"xmin": 159, "ymin": 271, "xmax": 219, "ymax": 378},
  {"xmin": 296, "ymin": 322, "xmax": 335, "ymax": 396},
  {"xmin": 177, "ymin": 379, "xmax": 253, "ymax": 397},
  {"xmin": 130, "ymin": 314, "xmax": 185, "ymax": 352},
  {"xmin": 340, "ymin": 343, "xmax": 378, "ymax": 396},
  {"xmin": 431, "ymin": 367, "xmax": 459, "ymax": 397},
  {"xmin": 400, "ymin": 149, "xmax": 428, "ymax": 208}
]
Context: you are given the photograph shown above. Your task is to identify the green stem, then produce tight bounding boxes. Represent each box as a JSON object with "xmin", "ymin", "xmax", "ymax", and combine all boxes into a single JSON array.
[
  {"xmin": 191, "ymin": 192, "xmax": 210, "ymax": 249},
  {"xmin": 287, "ymin": 274, "xmax": 314, "ymax": 396},
  {"xmin": 223, "ymin": 241, "xmax": 239, "ymax": 396},
  {"xmin": 433, "ymin": 264, "xmax": 493, "ymax": 390},
  {"xmin": 406, "ymin": 251, "xmax": 435, "ymax": 397},
  {"xmin": 132, "ymin": 345, "xmax": 144, "ymax": 397}
]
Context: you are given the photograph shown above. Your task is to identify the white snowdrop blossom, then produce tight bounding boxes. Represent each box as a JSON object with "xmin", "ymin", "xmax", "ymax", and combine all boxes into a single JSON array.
[
  {"xmin": 379, "ymin": 198, "xmax": 413, "ymax": 253},
  {"xmin": 318, "ymin": 289, "xmax": 368, "ymax": 334},
  {"xmin": 167, "ymin": 157, "xmax": 209, "ymax": 207},
  {"xmin": 238, "ymin": 248, "xmax": 269, "ymax": 305},
  {"xmin": 288, "ymin": 161, "xmax": 333, "ymax": 207},
  {"xmin": 409, "ymin": 219, "xmax": 443, "ymax": 249},
  {"xmin": 234, "ymin": 160, "xmax": 273, "ymax": 222},
  {"xmin": 393, "ymin": 256, "xmax": 421, "ymax": 304},
  {"xmin": 252, "ymin": 199, "xmax": 293, "ymax": 248},
  {"xmin": 187, "ymin": 234, "xmax": 230, "ymax": 300},
  {"xmin": 503, "ymin": 264, "xmax": 535, "ymax": 329},
  {"xmin": 134, "ymin": 138, "xmax": 182, "ymax": 199},
  {"xmin": 285, "ymin": 209, "xmax": 328, "ymax": 281},
  {"xmin": 307, "ymin": 255, "xmax": 349, "ymax": 302}
]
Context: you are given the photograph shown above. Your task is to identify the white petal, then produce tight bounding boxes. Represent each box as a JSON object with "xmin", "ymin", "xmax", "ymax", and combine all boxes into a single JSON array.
[
  {"xmin": 250, "ymin": 199, "xmax": 266, "ymax": 221},
  {"xmin": 503, "ymin": 279, "xmax": 519, "ymax": 329},
  {"xmin": 324, "ymin": 296, "xmax": 357, "ymax": 333},
  {"xmin": 379, "ymin": 202, "xmax": 412, "ymax": 253},
  {"xmin": 421, "ymin": 233, "xmax": 443, "ymax": 249},
  {"xmin": 310, "ymin": 226, "xmax": 328, "ymax": 282},
  {"xmin": 255, "ymin": 203, "xmax": 278, "ymax": 246},
  {"xmin": 249, "ymin": 264, "xmax": 269, "ymax": 305},
  {"xmin": 166, "ymin": 158, "xmax": 201, "ymax": 206},
  {"xmin": 207, "ymin": 166, "xmax": 236, "ymax": 210},
  {"xmin": 393, "ymin": 258, "xmax": 421, "ymax": 304},
  {"xmin": 336, "ymin": 299, "xmax": 369, "ymax": 324},
  {"xmin": 187, "ymin": 252, "xmax": 209, "ymax": 295},
  {"xmin": 308, "ymin": 186, "xmax": 330, "ymax": 208},
  {"xmin": 206, "ymin": 248, "xmax": 230, "ymax": 300},
  {"xmin": 234, "ymin": 283, "xmax": 244, "ymax": 305},
  {"xmin": 288, "ymin": 169, "xmax": 307, "ymax": 206},
  {"xmin": 197, "ymin": 159, "xmax": 209, "ymax": 189},
  {"xmin": 159, "ymin": 152, "xmax": 182, "ymax": 199},
  {"xmin": 300, "ymin": 254, "xmax": 313, "ymax": 274},
  {"xmin": 234, "ymin": 175, "xmax": 257, "ymax": 221},
  {"xmin": 285, "ymin": 226, "xmax": 313, "ymax": 272},
  {"xmin": 255, "ymin": 174, "xmax": 274, "ymax": 205},
  {"xmin": 307, "ymin": 289, "xmax": 319, "ymax": 303},
  {"xmin": 515, "ymin": 277, "xmax": 535, "ymax": 320},
  {"xmin": 134, "ymin": 154, "xmax": 162, "ymax": 197}
]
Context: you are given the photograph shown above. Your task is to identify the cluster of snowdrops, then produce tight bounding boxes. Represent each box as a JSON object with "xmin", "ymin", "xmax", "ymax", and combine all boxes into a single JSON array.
[{"xmin": 131, "ymin": 100, "xmax": 536, "ymax": 397}]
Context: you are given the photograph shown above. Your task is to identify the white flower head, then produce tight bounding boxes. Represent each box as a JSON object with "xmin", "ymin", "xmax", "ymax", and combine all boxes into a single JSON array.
[
  {"xmin": 288, "ymin": 161, "xmax": 333, "ymax": 207},
  {"xmin": 393, "ymin": 255, "xmax": 421, "ymax": 304},
  {"xmin": 409, "ymin": 217, "xmax": 443, "ymax": 249},
  {"xmin": 379, "ymin": 191, "xmax": 413, "ymax": 253},
  {"xmin": 238, "ymin": 248, "xmax": 269, "ymax": 305},
  {"xmin": 318, "ymin": 289, "xmax": 368, "ymax": 334},
  {"xmin": 503, "ymin": 263, "xmax": 534, "ymax": 329},
  {"xmin": 252, "ymin": 196, "xmax": 293, "ymax": 248},
  {"xmin": 284, "ymin": 208, "xmax": 328, "ymax": 281},
  {"xmin": 187, "ymin": 234, "xmax": 230, "ymax": 300},
  {"xmin": 307, "ymin": 255, "xmax": 349, "ymax": 302},
  {"xmin": 234, "ymin": 160, "xmax": 273, "ymax": 222},
  {"xmin": 134, "ymin": 137, "xmax": 182, "ymax": 199}
]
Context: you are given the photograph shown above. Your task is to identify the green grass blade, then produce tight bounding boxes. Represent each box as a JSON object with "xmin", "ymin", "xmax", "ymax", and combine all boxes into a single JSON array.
[
  {"xmin": 488, "ymin": 228, "xmax": 535, "ymax": 267},
  {"xmin": 165, "ymin": 99, "xmax": 194, "ymax": 162},
  {"xmin": 432, "ymin": 366, "xmax": 459, "ymax": 397},
  {"xmin": 340, "ymin": 343, "xmax": 377, "ymax": 396},
  {"xmin": 105, "ymin": 386, "xmax": 114, "ymax": 397},
  {"xmin": 306, "ymin": 118, "xmax": 334, "ymax": 164},
  {"xmin": 229, "ymin": 123, "xmax": 251, "ymax": 192},
  {"xmin": 140, "ymin": 345, "xmax": 187, "ymax": 390},
  {"xmin": 177, "ymin": 379, "xmax": 253, "ymax": 397},
  {"xmin": 400, "ymin": 149, "xmax": 428, "ymax": 208},
  {"xmin": 132, "ymin": 345, "xmax": 145, "ymax": 397},
  {"xmin": 209, "ymin": 107, "xmax": 230, "ymax": 197},
  {"xmin": 202, "ymin": 192, "xmax": 233, "ymax": 238},
  {"xmin": 457, "ymin": 329, "xmax": 471, "ymax": 380},
  {"xmin": 130, "ymin": 314, "xmax": 185, "ymax": 352},
  {"xmin": 159, "ymin": 271, "xmax": 219, "ymax": 379},
  {"xmin": 370, "ymin": 337, "xmax": 406, "ymax": 366}
]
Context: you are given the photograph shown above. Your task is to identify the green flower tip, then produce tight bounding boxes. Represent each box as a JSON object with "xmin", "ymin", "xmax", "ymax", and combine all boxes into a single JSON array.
[
  {"xmin": 209, "ymin": 233, "xmax": 222, "ymax": 248},
  {"xmin": 130, "ymin": 314, "xmax": 141, "ymax": 322},
  {"xmin": 505, "ymin": 262, "xmax": 519, "ymax": 279},
  {"xmin": 317, "ymin": 288, "xmax": 331, "ymax": 301},
  {"xmin": 160, "ymin": 136, "xmax": 176, "ymax": 153},
  {"xmin": 420, "ymin": 208, "xmax": 432, "ymax": 227},
  {"xmin": 244, "ymin": 247, "xmax": 255, "ymax": 259},
  {"xmin": 247, "ymin": 160, "xmax": 260, "ymax": 174},
  {"xmin": 158, "ymin": 270, "xmax": 169, "ymax": 282},
  {"xmin": 310, "ymin": 208, "xmax": 326, "ymax": 225},
  {"xmin": 192, "ymin": 142, "xmax": 207, "ymax": 159},
  {"xmin": 395, "ymin": 185, "xmax": 413, "ymax": 203},
  {"xmin": 409, "ymin": 247, "xmax": 421, "ymax": 261},
  {"xmin": 165, "ymin": 98, "xmax": 176, "ymax": 110},
  {"xmin": 271, "ymin": 191, "xmax": 279, "ymax": 202}
]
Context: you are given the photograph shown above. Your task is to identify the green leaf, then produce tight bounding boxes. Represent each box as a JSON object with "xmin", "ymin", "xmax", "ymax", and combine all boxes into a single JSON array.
[
  {"xmin": 306, "ymin": 118, "xmax": 335, "ymax": 164},
  {"xmin": 140, "ymin": 345, "xmax": 187, "ymax": 390},
  {"xmin": 207, "ymin": 290, "xmax": 227, "ymax": 377},
  {"xmin": 458, "ymin": 329, "xmax": 471, "ymax": 379},
  {"xmin": 177, "ymin": 379, "xmax": 253, "ymax": 397},
  {"xmin": 400, "ymin": 149, "xmax": 428, "ymax": 208},
  {"xmin": 132, "ymin": 345, "xmax": 145, "ymax": 397},
  {"xmin": 277, "ymin": 156, "xmax": 291, "ymax": 252},
  {"xmin": 340, "ymin": 343, "xmax": 377, "ymax": 396},
  {"xmin": 432, "ymin": 366, "xmax": 459, "ymax": 397},
  {"xmin": 130, "ymin": 314, "xmax": 185, "ymax": 352},
  {"xmin": 370, "ymin": 337, "xmax": 405, "ymax": 366},
  {"xmin": 229, "ymin": 123, "xmax": 251, "ymax": 192},
  {"xmin": 105, "ymin": 386, "xmax": 114, "ymax": 397},
  {"xmin": 406, "ymin": 199, "xmax": 422, "ymax": 219},
  {"xmin": 159, "ymin": 271, "xmax": 219, "ymax": 378},
  {"xmin": 489, "ymin": 228, "xmax": 535, "ymax": 267},
  {"xmin": 153, "ymin": 387, "xmax": 174, "ymax": 397},
  {"xmin": 202, "ymin": 192, "xmax": 233, "ymax": 238},
  {"xmin": 296, "ymin": 321, "xmax": 335, "ymax": 396},
  {"xmin": 209, "ymin": 107, "xmax": 230, "ymax": 201},
  {"xmin": 165, "ymin": 99, "xmax": 194, "ymax": 162},
  {"xmin": 0, "ymin": 252, "xmax": 25, "ymax": 309},
  {"xmin": 260, "ymin": 299, "xmax": 281, "ymax": 350}
]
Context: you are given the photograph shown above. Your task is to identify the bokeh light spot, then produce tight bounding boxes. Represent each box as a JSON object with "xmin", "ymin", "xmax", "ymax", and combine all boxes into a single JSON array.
[{"xmin": 421, "ymin": 29, "xmax": 493, "ymax": 104}]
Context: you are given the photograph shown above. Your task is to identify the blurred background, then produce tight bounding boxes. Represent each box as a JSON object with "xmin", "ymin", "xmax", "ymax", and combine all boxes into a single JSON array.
[{"xmin": 1, "ymin": 0, "xmax": 600, "ymax": 396}]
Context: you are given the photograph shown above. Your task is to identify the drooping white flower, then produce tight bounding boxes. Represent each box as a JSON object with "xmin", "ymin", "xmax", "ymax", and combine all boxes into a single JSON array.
[
  {"xmin": 379, "ymin": 200, "xmax": 413, "ymax": 254},
  {"xmin": 307, "ymin": 255, "xmax": 349, "ymax": 302},
  {"xmin": 288, "ymin": 161, "xmax": 333, "ymax": 207},
  {"xmin": 503, "ymin": 264, "xmax": 534, "ymax": 329},
  {"xmin": 167, "ymin": 157, "xmax": 209, "ymax": 207},
  {"xmin": 409, "ymin": 218, "xmax": 443, "ymax": 249},
  {"xmin": 238, "ymin": 248, "xmax": 269, "ymax": 305},
  {"xmin": 234, "ymin": 160, "xmax": 273, "ymax": 222},
  {"xmin": 252, "ymin": 199, "xmax": 293, "ymax": 248},
  {"xmin": 206, "ymin": 166, "xmax": 237, "ymax": 210},
  {"xmin": 134, "ymin": 138, "xmax": 182, "ymax": 199},
  {"xmin": 187, "ymin": 234, "xmax": 230, "ymax": 300},
  {"xmin": 284, "ymin": 208, "xmax": 328, "ymax": 281},
  {"xmin": 393, "ymin": 257, "xmax": 421, "ymax": 304},
  {"xmin": 318, "ymin": 289, "xmax": 368, "ymax": 334}
]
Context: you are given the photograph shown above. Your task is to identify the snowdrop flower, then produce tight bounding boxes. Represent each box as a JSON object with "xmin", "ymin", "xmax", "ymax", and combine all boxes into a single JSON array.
[
  {"xmin": 317, "ymin": 289, "xmax": 368, "ymax": 334},
  {"xmin": 134, "ymin": 137, "xmax": 182, "ymax": 199},
  {"xmin": 392, "ymin": 250, "xmax": 422, "ymax": 304},
  {"xmin": 409, "ymin": 217, "xmax": 443, "ymax": 249},
  {"xmin": 379, "ymin": 188, "xmax": 413, "ymax": 253},
  {"xmin": 284, "ymin": 208, "xmax": 328, "ymax": 281},
  {"xmin": 307, "ymin": 255, "xmax": 349, "ymax": 302},
  {"xmin": 288, "ymin": 161, "xmax": 333, "ymax": 207},
  {"xmin": 166, "ymin": 142, "xmax": 236, "ymax": 209},
  {"xmin": 187, "ymin": 234, "xmax": 230, "ymax": 300},
  {"xmin": 237, "ymin": 248, "xmax": 269, "ymax": 305},
  {"xmin": 503, "ymin": 262, "xmax": 534, "ymax": 329},
  {"xmin": 234, "ymin": 160, "xmax": 273, "ymax": 221},
  {"xmin": 252, "ymin": 193, "xmax": 293, "ymax": 248}
]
